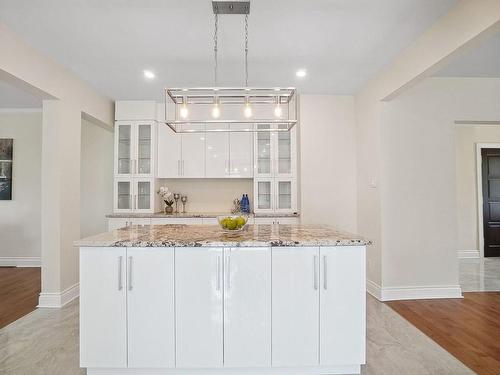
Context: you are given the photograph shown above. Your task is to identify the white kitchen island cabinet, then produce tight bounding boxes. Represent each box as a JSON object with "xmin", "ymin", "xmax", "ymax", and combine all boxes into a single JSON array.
[{"xmin": 77, "ymin": 224, "xmax": 369, "ymax": 375}]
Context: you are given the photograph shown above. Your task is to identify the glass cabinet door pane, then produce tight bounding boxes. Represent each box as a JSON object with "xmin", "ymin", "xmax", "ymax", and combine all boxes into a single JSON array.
[
  {"xmin": 277, "ymin": 124, "xmax": 291, "ymax": 175},
  {"xmin": 257, "ymin": 181, "xmax": 272, "ymax": 210},
  {"xmin": 137, "ymin": 181, "xmax": 151, "ymax": 210},
  {"xmin": 117, "ymin": 181, "xmax": 131, "ymax": 210},
  {"xmin": 118, "ymin": 125, "xmax": 131, "ymax": 174},
  {"xmin": 137, "ymin": 124, "xmax": 151, "ymax": 174},
  {"xmin": 277, "ymin": 181, "xmax": 292, "ymax": 209},
  {"xmin": 257, "ymin": 124, "xmax": 271, "ymax": 174}
]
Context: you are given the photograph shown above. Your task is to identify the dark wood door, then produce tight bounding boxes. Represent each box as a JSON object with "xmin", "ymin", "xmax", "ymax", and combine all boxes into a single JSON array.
[{"xmin": 482, "ymin": 148, "xmax": 500, "ymax": 257}]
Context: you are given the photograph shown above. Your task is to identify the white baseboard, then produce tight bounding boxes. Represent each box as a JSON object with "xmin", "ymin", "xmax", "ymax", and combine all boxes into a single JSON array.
[
  {"xmin": 366, "ymin": 280, "xmax": 462, "ymax": 301},
  {"xmin": 458, "ymin": 249, "xmax": 480, "ymax": 259},
  {"xmin": 38, "ymin": 283, "xmax": 79, "ymax": 308},
  {"xmin": 0, "ymin": 256, "xmax": 41, "ymax": 267}
]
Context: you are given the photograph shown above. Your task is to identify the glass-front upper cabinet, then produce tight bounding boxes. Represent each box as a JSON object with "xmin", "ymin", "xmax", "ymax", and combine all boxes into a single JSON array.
[
  {"xmin": 276, "ymin": 124, "xmax": 293, "ymax": 177},
  {"xmin": 115, "ymin": 121, "xmax": 155, "ymax": 178},
  {"xmin": 275, "ymin": 178, "xmax": 296, "ymax": 213},
  {"xmin": 135, "ymin": 179, "xmax": 154, "ymax": 212},
  {"xmin": 255, "ymin": 179, "xmax": 274, "ymax": 213},
  {"xmin": 114, "ymin": 179, "xmax": 132, "ymax": 212},
  {"xmin": 116, "ymin": 123, "xmax": 132, "ymax": 176},
  {"xmin": 255, "ymin": 124, "xmax": 272, "ymax": 177}
]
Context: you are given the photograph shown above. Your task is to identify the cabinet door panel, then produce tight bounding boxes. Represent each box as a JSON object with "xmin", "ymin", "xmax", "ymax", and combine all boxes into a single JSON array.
[
  {"xmin": 115, "ymin": 122, "xmax": 133, "ymax": 177},
  {"xmin": 181, "ymin": 124, "xmax": 205, "ymax": 177},
  {"xmin": 254, "ymin": 178, "xmax": 274, "ymax": 213},
  {"xmin": 136, "ymin": 122, "xmax": 154, "ymax": 176},
  {"xmin": 224, "ymin": 248, "xmax": 271, "ymax": 367},
  {"xmin": 254, "ymin": 124, "xmax": 272, "ymax": 177},
  {"xmin": 206, "ymin": 125, "xmax": 229, "ymax": 178},
  {"xmin": 127, "ymin": 248, "xmax": 175, "ymax": 368},
  {"xmin": 157, "ymin": 123, "xmax": 181, "ymax": 178},
  {"xmin": 80, "ymin": 248, "xmax": 127, "ymax": 368},
  {"xmin": 230, "ymin": 124, "xmax": 253, "ymax": 177},
  {"xmin": 175, "ymin": 248, "xmax": 223, "ymax": 368},
  {"xmin": 114, "ymin": 179, "xmax": 132, "ymax": 213},
  {"xmin": 320, "ymin": 246, "xmax": 366, "ymax": 365},
  {"xmin": 134, "ymin": 179, "xmax": 154, "ymax": 213},
  {"xmin": 272, "ymin": 247, "xmax": 319, "ymax": 367}
]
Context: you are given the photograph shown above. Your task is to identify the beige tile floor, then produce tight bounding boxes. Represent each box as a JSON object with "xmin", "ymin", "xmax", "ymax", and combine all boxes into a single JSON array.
[
  {"xmin": 0, "ymin": 295, "xmax": 474, "ymax": 375},
  {"xmin": 459, "ymin": 257, "xmax": 500, "ymax": 292}
]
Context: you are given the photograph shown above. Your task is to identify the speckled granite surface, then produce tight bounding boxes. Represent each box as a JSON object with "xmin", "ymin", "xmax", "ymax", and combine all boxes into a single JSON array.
[
  {"xmin": 106, "ymin": 212, "xmax": 300, "ymax": 218},
  {"xmin": 75, "ymin": 224, "xmax": 370, "ymax": 248}
]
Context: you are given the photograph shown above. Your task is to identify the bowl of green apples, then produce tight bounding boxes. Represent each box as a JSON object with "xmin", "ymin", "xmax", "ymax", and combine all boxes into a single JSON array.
[{"xmin": 217, "ymin": 215, "xmax": 248, "ymax": 232}]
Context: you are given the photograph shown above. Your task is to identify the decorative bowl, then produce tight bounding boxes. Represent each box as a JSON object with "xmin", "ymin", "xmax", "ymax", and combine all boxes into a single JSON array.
[{"xmin": 217, "ymin": 215, "xmax": 249, "ymax": 232}]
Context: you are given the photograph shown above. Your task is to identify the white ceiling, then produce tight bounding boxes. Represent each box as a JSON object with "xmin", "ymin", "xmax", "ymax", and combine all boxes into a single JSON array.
[
  {"xmin": 435, "ymin": 31, "xmax": 500, "ymax": 77},
  {"xmin": 0, "ymin": 0, "xmax": 458, "ymax": 101},
  {"xmin": 0, "ymin": 80, "xmax": 42, "ymax": 108}
]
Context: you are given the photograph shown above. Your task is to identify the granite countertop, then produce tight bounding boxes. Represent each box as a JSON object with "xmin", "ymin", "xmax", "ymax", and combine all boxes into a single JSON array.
[
  {"xmin": 106, "ymin": 212, "xmax": 300, "ymax": 218},
  {"xmin": 75, "ymin": 224, "xmax": 370, "ymax": 248}
]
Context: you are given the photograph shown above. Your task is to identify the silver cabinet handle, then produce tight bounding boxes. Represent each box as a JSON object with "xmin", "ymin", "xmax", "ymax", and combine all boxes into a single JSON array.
[
  {"xmin": 135, "ymin": 195, "xmax": 138, "ymax": 210},
  {"xmin": 216, "ymin": 255, "xmax": 221, "ymax": 291},
  {"xmin": 129, "ymin": 195, "xmax": 132, "ymax": 210},
  {"xmin": 118, "ymin": 256, "xmax": 123, "ymax": 291},
  {"xmin": 226, "ymin": 254, "xmax": 231, "ymax": 289},
  {"xmin": 178, "ymin": 160, "xmax": 181, "ymax": 176},
  {"xmin": 313, "ymin": 255, "xmax": 318, "ymax": 290},
  {"xmin": 128, "ymin": 256, "xmax": 133, "ymax": 291},
  {"xmin": 323, "ymin": 255, "xmax": 327, "ymax": 290}
]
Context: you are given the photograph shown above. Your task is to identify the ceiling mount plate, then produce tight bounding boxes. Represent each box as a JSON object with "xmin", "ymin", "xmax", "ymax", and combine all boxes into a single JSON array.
[{"xmin": 212, "ymin": 1, "xmax": 250, "ymax": 15}]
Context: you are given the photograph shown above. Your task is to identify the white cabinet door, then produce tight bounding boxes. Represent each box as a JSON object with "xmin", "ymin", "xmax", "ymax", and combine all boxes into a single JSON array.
[
  {"xmin": 224, "ymin": 248, "xmax": 271, "ymax": 367},
  {"xmin": 320, "ymin": 246, "xmax": 366, "ymax": 366},
  {"xmin": 275, "ymin": 124, "xmax": 296, "ymax": 178},
  {"xmin": 181, "ymin": 124, "xmax": 205, "ymax": 177},
  {"xmin": 127, "ymin": 248, "xmax": 175, "ymax": 368},
  {"xmin": 206, "ymin": 125, "xmax": 229, "ymax": 177},
  {"xmin": 275, "ymin": 178, "xmax": 297, "ymax": 213},
  {"xmin": 254, "ymin": 124, "xmax": 273, "ymax": 177},
  {"xmin": 157, "ymin": 122, "xmax": 181, "ymax": 178},
  {"xmin": 133, "ymin": 178, "xmax": 155, "ymax": 213},
  {"xmin": 272, "ymin": 247, "xmax": 319, "ymax": 367},
  {"xmin": 151, "ymin": 218, "xmax": 203, "ymax": 225},
  {"xmin": 229, "ymin": 124, "xmax": 253, "ymax": 177},
  {"xmin": 254, "ymin": 178, "xmax": 274, "ymax": 214},
  {"xmin": 80, "ymin": 247, "xmax": 127, "ymax": 368},
  {"xmin": 175, "ymin": 248, "xmax": 223, "ymax": 368},
  {"xmin": 114, "ymin": 178, "xmax": 133, "ymax": 213},
  {"xmin": 115, "ymin": 122, "xmax": 133, "ymax": 177},
  {"xmin": 135, "ymin": 122, "xmax": 155, "ymax": 177}
]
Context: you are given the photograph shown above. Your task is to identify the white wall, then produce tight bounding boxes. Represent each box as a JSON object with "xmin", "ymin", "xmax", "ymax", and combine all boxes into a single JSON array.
[
  {"xmin": 0, "ymin": 110, "xmax": 41, "ymax": 266},
  {"xmin": 80, "ymin": 119, "xmax": 114, "ymax": 238},
  {"xmin": 299, "ymin": 95, "xmax": 357, "ymax": 232},
  {"xmin": 157, "ymin": 178, "xmax": 253, "ymax": 213},
  {"xmin": 379, "ymin": 77, "xmax": 500, "ymax": 291},
  {"xmin": 455, "ymin": 125, "xmax": 500, "ymax": 253}
]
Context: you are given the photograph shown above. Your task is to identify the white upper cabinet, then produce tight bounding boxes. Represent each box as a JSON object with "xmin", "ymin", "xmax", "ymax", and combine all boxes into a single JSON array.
[
  {"xmin": 115, "ymin": 120, "xmax": 155, "ymax": 178},
  {"xmin": 319, "ymin": 246, "xmax": 366, "ymax": 366},
  {"xmin": 181, "ymin": 124, "xmax": 206, "ymax": 177},
  {"xmin": 175, "ymin": 247, "xmax": 224, "ymax": 368},
  {"xmin": 205, "ymin": 125, "xmax": 229, "ymax": 178},
  {"xmin": 229, "ymin": 124, "xmax": 254, "ymax": 177},
  {"xmin": 80, "ymin": 247, "xmax": 127, "ymax": 368},
  {"xmin": 127, "ymin": 248, "xmax": 175, "ymax": 368},
  {"xmin": 254, "ymin": 177, "xmax": 297, "ymax": 214},
  {"xmin": 223, "ymin": 247, "xmax": 271, "ymax": 367},
  {"xmin": 272, "ymin": 247, "xmax": 320, "ymax": 367},
  {"xmin": 254, "ymin": 124, "xmax": 296, "ymax": 178},
  {"xmin": 113, "ymin": 178, "xmax": 155, "ymax": 213},
  {"xmin": 157, "ymin": 122, "xmax": 182, "ymax": 178},
  {"xmin": 255, "ymin": 124, "xmax": 273, "ymax": 177}
]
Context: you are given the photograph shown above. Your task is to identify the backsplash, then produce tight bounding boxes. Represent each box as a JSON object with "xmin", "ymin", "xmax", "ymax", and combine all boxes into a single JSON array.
[{"xmin": 157, "ymin": 178, "xmax": 254, "ymax": 213}]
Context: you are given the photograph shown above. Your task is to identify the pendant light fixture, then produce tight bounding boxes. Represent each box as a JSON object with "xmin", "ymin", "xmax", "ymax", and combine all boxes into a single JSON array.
[{"xmin": 163, "ymin": 1, "xmax": 297, "ymax": 133}]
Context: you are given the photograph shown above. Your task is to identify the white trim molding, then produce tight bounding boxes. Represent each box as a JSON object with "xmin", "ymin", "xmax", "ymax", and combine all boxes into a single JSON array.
[
  {"xmin": 0, "ymin": 256, "xmax": 41, "ymax": 267},
  {"xmin": 458, "ymin": 249, "xmax": 480, "ymax": 259},
  {"xmin": 367, "ymin": 280, "xmax": 462, "ymax": 301},
  {"xmin": 38, "ymin": 283, "xmax": 79, "ymax": 308}
]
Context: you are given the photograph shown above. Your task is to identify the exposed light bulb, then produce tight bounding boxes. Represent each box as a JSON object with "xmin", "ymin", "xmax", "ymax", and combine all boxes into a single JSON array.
[
  {"xmin": 274, "ymin": 104, "xmax": 282, "ymax": 118},
  {"xmin": 212, "ymin": 103, "xmax": 221, "ymax": 118},
  {"xmin": 244, "ymin": 103, "xmax": 253, "ymax": 118},
  {"xmin": 180, "ymin": 105, "xmax": 189, "ymax": 119}
]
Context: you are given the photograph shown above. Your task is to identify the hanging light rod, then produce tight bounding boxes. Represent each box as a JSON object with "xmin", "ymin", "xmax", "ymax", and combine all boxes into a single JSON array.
[
  {"xmin": 212, "ymin": 1, "xmax": 250, "ymax": 15},
  {"xmin": 162, "ymin": 0, "xmax": 298, "ymax": 133}
]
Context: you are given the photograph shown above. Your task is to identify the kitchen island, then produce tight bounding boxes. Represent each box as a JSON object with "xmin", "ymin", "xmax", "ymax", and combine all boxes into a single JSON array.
[{"xmin": 76, "ymin": 224, "xmax": 369, "ymax": 375}]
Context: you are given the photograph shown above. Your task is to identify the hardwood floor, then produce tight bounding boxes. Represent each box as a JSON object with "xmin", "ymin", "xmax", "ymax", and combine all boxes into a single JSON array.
[
  {"xmin": 387, "ymin": 292, "xmax": 500, "ymax": 375},
  {"xmin": 0, "ymin": 267, "xmax": 41, "ymax": 329}
]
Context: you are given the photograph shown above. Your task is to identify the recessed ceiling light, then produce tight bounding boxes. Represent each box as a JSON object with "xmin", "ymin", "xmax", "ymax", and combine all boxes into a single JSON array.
[
  {"xmin": 143, "ymin": 70, "xmax": 156, "ymax": 80},
  {"xmin": 296, "ymin": 69, "xmax": 307, "ymax": 78}
]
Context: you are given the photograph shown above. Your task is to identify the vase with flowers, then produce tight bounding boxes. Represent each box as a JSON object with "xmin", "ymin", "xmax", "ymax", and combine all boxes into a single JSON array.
[{"xmin": 158, "ymin": 186, "xmax": 174, "ymax": 214}]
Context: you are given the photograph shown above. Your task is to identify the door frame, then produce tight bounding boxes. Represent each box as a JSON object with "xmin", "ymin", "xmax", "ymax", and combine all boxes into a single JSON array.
[{"xmin": 475, "ymin": 143, "xmax": 500, "ymax": 258}]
